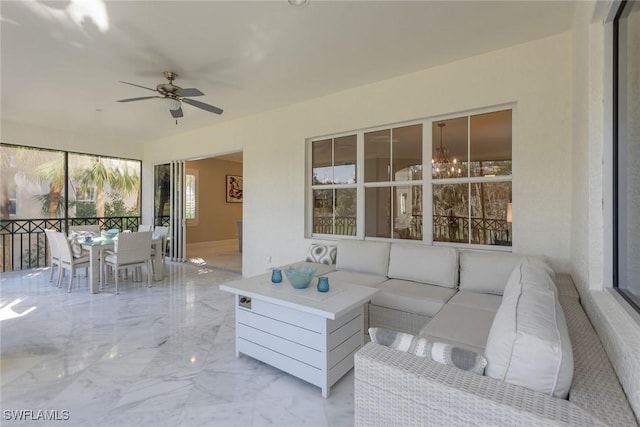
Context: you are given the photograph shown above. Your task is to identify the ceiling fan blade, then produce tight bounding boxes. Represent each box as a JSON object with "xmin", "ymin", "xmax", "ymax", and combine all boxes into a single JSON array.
[
  {"xmin": 182, "ymin": 98, "xmax": 223, "ymax": 115},
  {"xmin": 117, "ymin": 96, "xmax": 160, "ymax": 103},
  {"xmin": 177, "ymin": 87, "xmax": 204, "ymax": 97},
  {"xmin": 170, "ymin": 107, "xmax": 184, "ymax": 118},
  {"xmin": 119, "ymin": 81, "xmax": 157, "ymax": 92}
]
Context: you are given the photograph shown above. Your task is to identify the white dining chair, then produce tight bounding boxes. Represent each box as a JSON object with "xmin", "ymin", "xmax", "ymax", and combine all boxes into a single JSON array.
[
  {"xmin": 44, "ymin": 229, "xmax": 61, "ymax": 283},
  {"xmin": 138, "ymin": 224, "xmax": 153, "ymax": 232},
  {"xmin": 152, "ymin": 226, "xmax": 169, "ymax": 267},
  {"xmin": 53, "ymin": 231, "xmax": 90, "ymax": 292},
  {"xmin": 102, "ymin": 231, "xmax": 153, "ymax": 294}
]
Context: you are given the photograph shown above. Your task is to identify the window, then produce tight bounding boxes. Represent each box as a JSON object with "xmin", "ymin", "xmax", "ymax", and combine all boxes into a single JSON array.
[
  {"xmin": 0, "ymin": 144, "xmax": 141, "ymax": 221},
  {"xmin": 613, "ymin": 0, "xmax": 640, "ymax": 311},
  {"xmin": 311, "ymin": 135, "xmax": 357, "ymax": 236},
  {"xmin": 307, "ymin": 107, "xmax": 513, "ymax": 246},
  {"xmin": 364, "ymin": 124, "xmax": 423, "ymax": 239},
  {"xmin": 185, "ymin": 171, "xmax": 197, "ymax": 224},
  {"xmin": 432, "ymin": 110, "xmax": 512, "ymax": 246}
]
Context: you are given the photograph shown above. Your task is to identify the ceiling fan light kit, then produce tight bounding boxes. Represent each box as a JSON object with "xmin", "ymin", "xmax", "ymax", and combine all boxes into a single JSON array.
[
  {"xmin": 164, "ymin": 97, "xmax": 181, "ymax": 111},
  {"xmin": 117, "ymin": 71, "xmax": 223, "ymax": 118}
]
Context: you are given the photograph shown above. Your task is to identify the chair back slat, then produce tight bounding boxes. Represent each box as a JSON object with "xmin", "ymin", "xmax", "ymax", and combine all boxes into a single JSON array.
[{"xmin": 54, "ymin": 232, "xmax": 75, "ymax": 264}]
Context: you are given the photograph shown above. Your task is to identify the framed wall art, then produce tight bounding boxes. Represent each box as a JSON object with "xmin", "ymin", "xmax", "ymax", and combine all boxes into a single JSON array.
[{"xmin": 226, "ymin": 175, "xmax": 243, "ymax": 203}]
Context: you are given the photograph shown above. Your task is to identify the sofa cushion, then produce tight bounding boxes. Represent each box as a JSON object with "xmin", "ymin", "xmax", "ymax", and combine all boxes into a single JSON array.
[
  {"xmin": 459, "ymin": 251, "xmax": 537, "ymax": 295},
  {"xmin": 304, "ymin": 244, "xmax": 337, "ymax": 265},
  {"xmin": 335, "ymin": 240, "xmax": 390, "ymax": 277},
  {"xmin": 372, "ymin": 279, "xmax": 457, "ymax": 318},
  {"xmin": 324, "ymin": 270, "xmax": 388, "ymax": 287},
  {"xmin": 419, "ymin": 303, "xmax": 497, "ymax": 354},
  {"xmin": 446, "ymin": 291, "xmax": 503, "ymax": 312},
  {"xmin": 485, "ymin": 263, "xmax": 574, "ymax": 399},
  {"xmin": 368, "ymin": 327, "xmax": 487, "ymax": 375},
  {"xmin": 503, "ymin": 259, "xmax": 557, "ymax": 297},
  {"xmin": 387, "ymin": 244, "xmax": 458, "ymax": 288}
]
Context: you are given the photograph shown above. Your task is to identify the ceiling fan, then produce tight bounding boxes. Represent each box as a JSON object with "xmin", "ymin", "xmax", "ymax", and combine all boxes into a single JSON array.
[{"xmin": 117, "ymin": 71, "xmax": 223, "ymax": 118}]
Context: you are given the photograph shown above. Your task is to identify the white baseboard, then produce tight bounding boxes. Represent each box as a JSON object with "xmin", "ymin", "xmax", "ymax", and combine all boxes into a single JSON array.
[{"xmin": 187, "ymin": 239, "xmax": 238, "ymax": 249}]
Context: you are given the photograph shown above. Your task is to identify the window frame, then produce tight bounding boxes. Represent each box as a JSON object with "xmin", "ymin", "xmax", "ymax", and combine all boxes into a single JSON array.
[
  {"xmin": 612, "ymin": 0, "xmax": 640, "ymax": 312},
  {"xmin": 429, "ymin": 109, "xmax": 514, "ymax": 249},
  {"xmin": 185, "ymin": 169, "xmax": 198, "ymax": 226},
  {"xmin": 309, "ymin": 131, "xmax": 358, "ymax": 238},
  {"xmin": 306, "ymin": 105, "xmax": 515, "ymax": 249}
]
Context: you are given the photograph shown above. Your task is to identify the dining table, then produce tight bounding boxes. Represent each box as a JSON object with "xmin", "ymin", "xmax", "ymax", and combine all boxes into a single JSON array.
[{"xmin": 80, "ymin": 235, "xmax": 164, "ymax": 294}]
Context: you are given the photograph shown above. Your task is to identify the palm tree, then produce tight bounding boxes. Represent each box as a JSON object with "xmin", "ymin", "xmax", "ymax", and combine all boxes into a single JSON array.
[
  {"xmin": 33, "ymin": 157, "xmax": 66, "ymax": 218},
  {"xmin": 75, "ymin": 158, "xmax": 139, "ymax": 218}
]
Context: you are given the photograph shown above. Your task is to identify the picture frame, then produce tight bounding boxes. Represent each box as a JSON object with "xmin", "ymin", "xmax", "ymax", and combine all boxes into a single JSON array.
[{"xmin": 226, "ymin": 175, "xmax": 243, "ymax": 203}]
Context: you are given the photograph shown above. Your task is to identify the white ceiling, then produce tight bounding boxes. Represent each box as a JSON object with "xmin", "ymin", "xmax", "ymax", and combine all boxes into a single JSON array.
[{"xmin": 1, "ymin": 0, "xmax": 576, "ymax": 145}]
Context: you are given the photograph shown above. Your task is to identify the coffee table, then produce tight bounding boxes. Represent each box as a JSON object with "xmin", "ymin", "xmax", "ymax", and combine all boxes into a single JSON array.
[{"xmin": 220, "ymin": 273, "xmax": 378, "ymax": 397}]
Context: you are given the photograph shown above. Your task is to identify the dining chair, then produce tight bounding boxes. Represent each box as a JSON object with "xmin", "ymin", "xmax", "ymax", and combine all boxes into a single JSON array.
[
  {"xmin": 44, "ymin": 229, "xmax": 61, "ymax": 283},
  {"xmin": 102, "ymin": 231, "xmax": 153, "ymax": 294},
  {"xmin": 152, "ymin": 226, "xmax": 169, "ymax": 273},
  {"xmin": 53, "ymin": 231, "xmax": 90, "ymax": 292},
  {"xmin": 138, "ymin": 224, "xmax": 153, "ymax": 232}
]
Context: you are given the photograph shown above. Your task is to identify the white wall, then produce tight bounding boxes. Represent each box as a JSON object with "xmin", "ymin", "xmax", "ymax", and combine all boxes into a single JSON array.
[
  {"xmin": 143, "ymin": 32, "xmax": 573, "ymax": 277},
  {"xmin": 571, "ymin": 0, "xmax": 640, "ymax": 417},
  {"xmin": 1, "ymin": 120, "xmax": 144, "ymax": 159}
]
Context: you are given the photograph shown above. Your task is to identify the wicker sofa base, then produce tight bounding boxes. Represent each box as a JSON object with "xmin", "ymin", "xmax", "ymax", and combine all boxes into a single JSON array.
[
  {"xmin": 368, "ymin": 303, "xmax": 430, "ymax": 335},
  {"xmin": 355, "ymin": 344, "xmax": 607, "ymax": 427},
  {"xmin": 355, "ymin": 278, "xmax": 639, "ymax": 427}
]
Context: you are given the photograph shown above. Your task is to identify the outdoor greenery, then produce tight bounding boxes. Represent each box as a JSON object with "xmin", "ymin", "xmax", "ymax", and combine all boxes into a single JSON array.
[{"xmin": 0, "ymin": 144, "xmax": 140, "ymax": 220}]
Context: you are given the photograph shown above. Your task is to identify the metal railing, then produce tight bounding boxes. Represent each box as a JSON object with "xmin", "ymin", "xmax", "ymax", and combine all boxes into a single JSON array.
[
  {"xmin": 0, "ymin": 216, "xmax": 141, "ymax": 272},
  {"xmin": 313, "ymin": 214, "xmax": 511, "ymax": 245},
  {"xmin": 313, "ymin": 216, "xmax": 357, "ymax": 236},
  {"xmin": 433, "ymin": 214, "xmax": 511, "ymax": 245}
]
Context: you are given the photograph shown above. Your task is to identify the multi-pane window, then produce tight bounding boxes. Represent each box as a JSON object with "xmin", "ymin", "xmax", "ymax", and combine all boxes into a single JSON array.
[
  {"xmin": 364, "ymin": 124, "xmax": 423, "ymax": 240},
  {"xmin": 432, "ymin": 110, "xmax": 512, "ymax": 246},
  {"xmin": 185, "ymin": 173, "xmax": 196, "ymax": 221},
  {"xmin": 311, "ymin": 135, "xmax": 357, "ymax": 236},
  {"xmin": 307, "ymin": 107, "xmax": 512, "ymax": 246},
  {"xmin": 614, "ymin": 0, "xmax": 640, "ymax": 311},
  {"xmin": 68, "ymin": 153, "xmax": 141, "ymax": 218}
]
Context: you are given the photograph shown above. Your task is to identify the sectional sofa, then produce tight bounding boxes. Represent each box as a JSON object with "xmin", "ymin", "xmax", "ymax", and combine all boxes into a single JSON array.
[{"xmin": 289, "ymin": 240, "xmax": 637, "ymax": 426}]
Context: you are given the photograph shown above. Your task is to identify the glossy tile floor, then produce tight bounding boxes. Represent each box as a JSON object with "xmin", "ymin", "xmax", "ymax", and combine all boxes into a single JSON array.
[
  {"xmin": 187, "ymin": 240, "xmax": 242, "ymax": 274},
  {"xmin": 0, "ymin": 263, "xmax": 355, "ymax": 426}
]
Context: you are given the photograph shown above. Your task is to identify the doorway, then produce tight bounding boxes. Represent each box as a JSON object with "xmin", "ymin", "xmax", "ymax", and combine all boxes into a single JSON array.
[{"xmin": 154, "ymin": 152, "xmax": 243, "ymax": 273}]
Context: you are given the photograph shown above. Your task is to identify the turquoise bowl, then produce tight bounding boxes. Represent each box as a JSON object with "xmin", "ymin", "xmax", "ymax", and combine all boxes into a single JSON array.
[{"xmin": 284, "ymin": 266, "xmax": 316, "ymax": 289}]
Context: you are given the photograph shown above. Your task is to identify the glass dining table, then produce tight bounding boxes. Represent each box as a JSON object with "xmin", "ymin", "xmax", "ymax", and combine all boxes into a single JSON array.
[{"xmin": 80, "ymin": 235, "xmax": 164, "ymax": 293}]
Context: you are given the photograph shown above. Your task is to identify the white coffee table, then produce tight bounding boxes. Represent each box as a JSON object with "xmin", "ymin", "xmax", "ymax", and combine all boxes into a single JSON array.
[{"xmin": 220, "ymin": 273, "xmax": 378, "ymax": 398}]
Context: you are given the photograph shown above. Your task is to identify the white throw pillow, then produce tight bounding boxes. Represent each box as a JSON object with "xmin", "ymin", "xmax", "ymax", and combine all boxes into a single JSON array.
[
  {"xmin": 387, "ymin": 244, "xmax": 458, "ymax": 288},
  {"xmin": 485, "ymin": 263, "xmax": 573, "ymax": 398},
  {"xmin": 335, "ymin": 240, "xmax": 390, "ymax": 276},
  {"xmin": 369, "ymin": 327, "xmax": 487, "ymax": 375},
  {"xmin": 67, "ymin": 235, "xmax": 84, "ymax": 258}
]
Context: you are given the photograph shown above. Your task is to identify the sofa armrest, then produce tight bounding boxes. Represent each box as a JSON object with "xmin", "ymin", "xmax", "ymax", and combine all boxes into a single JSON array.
[{"xmin": 354, "ymin": 343, "xmax": 606, "ymax": 427}]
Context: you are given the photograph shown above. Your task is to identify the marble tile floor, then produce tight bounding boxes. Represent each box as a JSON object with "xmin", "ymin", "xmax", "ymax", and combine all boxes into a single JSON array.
[
  {"xmin": 0, "ymin": 263, "xmax": 355, "ymax": 426},
  {"xmin": 186, "ymin": 241, "xmax": 242, "ymax": 275}
]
